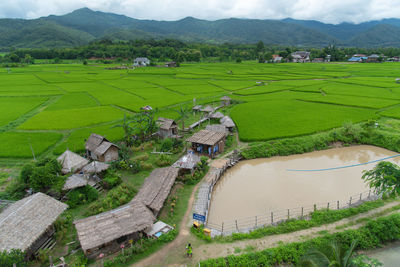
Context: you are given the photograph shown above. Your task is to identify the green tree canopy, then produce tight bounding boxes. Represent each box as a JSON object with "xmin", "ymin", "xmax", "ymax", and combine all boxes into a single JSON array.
[{"xmin": 362, "ymin": 161, "xmax": 400, "ymax": 197}]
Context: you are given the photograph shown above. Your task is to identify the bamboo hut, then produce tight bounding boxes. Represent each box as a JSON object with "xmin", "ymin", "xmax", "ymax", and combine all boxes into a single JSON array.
[
  {"xmin": 63, "ymin": 174, "xmax": 88, "ymax": 191},
  {"xmin": 200, "ymin": 105, "xmax": 214, "ymax": 114},
  {"xmin": 186, "ymin": 130, "xmax": 226, "ymax": 157},
  {"xmin": 85, "ymin": 134, "xmax": 109, "ymax": 159},
  {"xmin": 133, "ymin": 167, "xmax": 179, "ymax": 216},
  {"xmin": 82, "ymin": 161, "xmax": 110, "ymax": 174},
  {"xmin": 210, "ymin": 111, "xmax": 224, "ymax": 120},
  {"xmin": 93, "ymin": 142, "xmax": 119, "ymax": 162},
  {"xmin": 157, "ymin": 117, "xmax": 178, "ymax": 139},
  {"xmin": 74, "ymin": 200, "xmax": 155, "ymax": 258},
  {"xmin": 0, "ymin": 193, "xmax": 67, "ymax": 259},
  {"xmin": 220, "ymin": 96, "xmax": 231, "ymax": 106},
  {"xmin": 57, "ymin": 150, "xmax": 89, "ymax": 174},
  {"xmin": 220, "ymin": 116, "xmax": 236, "ymax": 132},
  {"xmin": 192, "ymin": 105, "xmax": 202, "ymax": 112},
  {"xmin": 172, "ymin": 152, "xmax": 201, "ymax": 175}
]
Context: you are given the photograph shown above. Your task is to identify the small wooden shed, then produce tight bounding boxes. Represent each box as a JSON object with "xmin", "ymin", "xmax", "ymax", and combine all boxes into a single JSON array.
[
  {"xmin": 172, "ymin": 152, "xmax": 201, "ymax": 175},
  {"xmin": 200, "ymin": 105, "xmax": 214, "ymax": 114},
  {"xmin": 0, "ymin": 193, "xmax": 67, "ymax": 259},
  {"xmin": 186, "ymin": 130, "xmax": 226, "ymax": 158},
  {"xmin": 206, "ymin": 124, "xmax": 228, "ymax": 135},
  {"xmin": 220, "ymin": 116, "xmax": 236, "ymax": 132},
  {"xmin": 74, "ymin": 200, "xmax": 155, "ymax": 258},
  {"xmin": 220, "ymin": 96, "xmax": 231, "ymax": 106},
  {"xmin": 63, "ymin": 174, "xmax": 88, "ymax": 191},
  {"xmin": 157, "ymin": 117, "xmax": 179, "ymax": 139},
  {"xmin": 57, "ymin": 150, "xmax": 89, "ymax": 174},
  {"xmin": 85, "ymin": 133, "xmax": 109, "ymax": 160},
  {"xmin": 210, "ymin": 112, "xmax": 224, "ymax": 120},
  {"xmin": 93, "ymin": 142, "xmax": 119, "ymax": 162},
  {"xmin": 81, "ymin": 161, "xmax": 110, "ymax": 174},
  {"xmin": 192, "ymin": 105, "xmax": 203, "ymax": 113}
]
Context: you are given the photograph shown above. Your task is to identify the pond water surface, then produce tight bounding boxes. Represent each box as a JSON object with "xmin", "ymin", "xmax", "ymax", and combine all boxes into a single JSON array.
[{"xmin": 207, "ymin": 145, "xmax": 400, "ymax": 225}]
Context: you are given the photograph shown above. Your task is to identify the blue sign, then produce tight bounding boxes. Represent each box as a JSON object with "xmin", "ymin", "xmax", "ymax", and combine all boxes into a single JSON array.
[{"xmin": 193, "ymin": 213, "xmax": 206, "ymax": 222}]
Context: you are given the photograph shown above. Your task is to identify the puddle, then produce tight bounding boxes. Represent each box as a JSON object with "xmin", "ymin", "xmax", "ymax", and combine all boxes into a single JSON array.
[{"xmin": 207, "ymin": 145, "xmax": 400, "ymax": 225}]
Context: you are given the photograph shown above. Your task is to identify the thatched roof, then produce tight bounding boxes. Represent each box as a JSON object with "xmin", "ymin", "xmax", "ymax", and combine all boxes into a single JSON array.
[
  {"xmin": 94, "ymin": 142, "xmax": 118, "ymax": 157},
  {"xmin": 82, "ymin": 161, "xmax": 110, "ymax": 174},
  {"xmin": 210, "ymin": 112, "xmax": 224, "ymax": 119},
  {"xmin": 172, "ymin": 153, "xmax": 201, "ymax": 170},
  {"xmin": 186, "ymin": 130, "xmax": 225, "ymax": 146},
  {"xmin": 192, "ymin": 105, "xmax": 202, "ymax": 111},
  {"xmin": 0, "ymin": 193, "xmax": 67, "ymax": 252},
  {"xmin": 220, "ymin": 116, "xmax": 236, "ymax": 128},
  {"xmin": 85, "ymin": 133, "xmax": 108, "ymax": 152},
  {"xmin": 157, "ymin": 117, "xmax": 177, "ymax": 130},
  {"xmin": 57, "ymin": 150, "xmax": 89, "ymax": 174},
  {"xmin": 221, "ymin": 96, "xmax": 231, "ymax": 101},
  {"xmin": 134, "ymin": 167, "xmax": 179, "ymax": 214},
  {"xmin": 206, "ymin": 124, "xmax": 227, "ymax": 135},
  {"xmin": 201, "ymin": 105, "xmax": 214, "ymax": 113},
  {"xmin": 63, "ymin": 174, "xmax": 88, "ymax": 190},
  {"xmin": 74, "ymin": 200, "xmax": 155, "ymax": 252}
]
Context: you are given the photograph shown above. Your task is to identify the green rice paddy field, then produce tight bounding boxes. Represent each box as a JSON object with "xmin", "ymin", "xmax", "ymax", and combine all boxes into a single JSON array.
[{"xmin": 2, "ymin": 61, "xmax": 400, "ymax": 158}]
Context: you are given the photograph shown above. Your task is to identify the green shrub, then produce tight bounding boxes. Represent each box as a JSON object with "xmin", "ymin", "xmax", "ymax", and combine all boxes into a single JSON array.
[
  {"xmin": 141, "ymin": 162, "xmax": 153, "ymax": 170},
  {"xmin": 0, "ymin": 249, "xmax": 26, "ymax": 267},
  {"xmin": 160, "ymin": 138, "xmax": 173, "ymax": 152},
  {"xmin": 85, "ymin": 184, "xmax": 137, "ymax": 216},
  {"xmin": 155, "ymin": 154, "xmax": 172, "ymax": 167},
  {"xmin": 66, "ymin": 186, "xmax": 98, "ymax": 208},
  {"xmin": 102, "ymin": 170, "xmax": 122, "ymax": 189}
]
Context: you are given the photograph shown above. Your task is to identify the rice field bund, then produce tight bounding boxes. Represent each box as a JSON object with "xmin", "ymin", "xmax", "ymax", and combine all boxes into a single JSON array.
[{"xmin": 1, "ymin": 61, "xmax": 400, "ymax": 159}]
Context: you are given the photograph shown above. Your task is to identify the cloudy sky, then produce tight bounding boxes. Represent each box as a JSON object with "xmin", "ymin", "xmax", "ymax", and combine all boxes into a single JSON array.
[{"xmin": 1, "ymin": 0, "xmax": 400, "ymax": 24}]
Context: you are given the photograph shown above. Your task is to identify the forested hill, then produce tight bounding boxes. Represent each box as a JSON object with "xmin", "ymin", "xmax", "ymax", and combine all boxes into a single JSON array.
[{"xmin": 2, "ymin": 7, "xmax": 400, "ymax": 48}]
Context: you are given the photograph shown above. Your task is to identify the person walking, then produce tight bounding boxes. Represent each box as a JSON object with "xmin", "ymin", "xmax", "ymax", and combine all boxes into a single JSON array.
[{"xmin": 186, "ymin": 243, "xmax": 192, "ymax": 258}]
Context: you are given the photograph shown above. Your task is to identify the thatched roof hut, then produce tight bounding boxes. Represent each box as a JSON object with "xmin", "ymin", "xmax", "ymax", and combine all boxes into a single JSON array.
[
  {"xmin": 192, "ymin": 105, "xmax": 202, "ymax": 111},
  {"xmin": 82, "ymin": 161, "xmax": 110, "ymax": 174},
  {"xmin": 206, "ymin": 124, "xmax": 228, "ymax": 135},
  {"xmin": 85, "ymin": 133, "xmax": 109, "ymax": 153},
  {"xmin": 63, "ymin": 174, "xmax": 88, "ymax": 190},
  {"xmin": 0, "ymin": 193, "xmax": 67, "ymax": 253},
  {"xmin": 200, "ymin": 105, "xmax": 214, "ymax": 113},
  {"xmin": 57, "ymin": 150, "xmax": 89, "ymax": 174},
  {"xmin": 93, "ymin": 142, "xmax": 119, "ymax": 162},
  {"xmin": 134, "ymin": 167, "xmax": 179, "ymax": 215},
  {"xmin": 220, "ymin": 116, "xmax": 236, "ymax": 128},
  {"xmin": 220, "ymin": 96, "xmax": 231, "ymax": 106},
  {"xmin": 157, "ymin": 117, "xmax": 178, "ymax": 138},
  {"xmin": 74, "ymin": 200, "xmax": 155, "ymax": 255},
  {"xmin": 210, "ymin": 112, "xmax": 224, "ymax": 119},
  {"xmin": 186, "ymin": 130, "xmax": 225, "ymax": 146},
  {"xmin": 172, "ymin": 153, "xmax": 201, "ymax": 170}
]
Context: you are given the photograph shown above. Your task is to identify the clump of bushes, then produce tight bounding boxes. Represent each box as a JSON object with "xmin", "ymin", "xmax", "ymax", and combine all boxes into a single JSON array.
[
  {"xmin": 160, "ymin": 138, "xmax": 173, "ymax": 152},
  {"xmin": 85, "ymin": 184, "xmax": 137, "ymax": 216},
  {"xmin": 0, "ymin": 249, "xmax": 26, "ymax": 267},
  {"xmin": 101, "ymin": 170, "xmax": 122, "ymax": 189},
  {"xmin": 66, "ymin": 185, "xmax": 98, "ymax": 208},
  {"xmin": 155, "ymin": 154, "xmax": 172, "ymax": 167}
]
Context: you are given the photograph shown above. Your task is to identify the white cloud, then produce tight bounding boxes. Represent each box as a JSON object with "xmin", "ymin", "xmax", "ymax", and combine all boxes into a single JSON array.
[{"xmin": 1, "ymin": 0, "xmax": 400, "ymax": 24}]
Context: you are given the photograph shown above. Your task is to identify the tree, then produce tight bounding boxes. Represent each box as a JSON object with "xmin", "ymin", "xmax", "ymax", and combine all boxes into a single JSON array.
[
  {"xmin": 256, "ymin": 41, "xmax": 265, "ymax": 54},
  {"xmin": 362, "ymin": 161, "xmax": 400, "ymax": 197},
  {"xmin": 299, "ymin": 240, "xmax": 358, "ymax": 267},
  {"xmin": 114, "ymin": 114, "xmax": 135, "ymax": 146},
  {"xmin": 175, "ymin": 106, "xmax": 190, "ymax": 131},
  {"xmin": 131, "ymin": 110, "xmax": 159, "ymax": 142},
  {"xmin": 0, "ymin": 249, "xmax": 26, "ymax": 267}
]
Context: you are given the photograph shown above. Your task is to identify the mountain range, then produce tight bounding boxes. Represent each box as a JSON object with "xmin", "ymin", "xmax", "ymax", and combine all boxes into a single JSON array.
[{"xmin": 2, "ymin": 8, "xmax": 400, "ymax": 48}]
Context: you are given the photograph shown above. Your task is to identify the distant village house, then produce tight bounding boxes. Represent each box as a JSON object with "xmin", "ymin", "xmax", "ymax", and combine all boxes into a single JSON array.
[
  {"xmin": 134, "ymin": 57, "xmax": 150, "ymax": 67},
  {"xmin": 291, "ymin": 51, "xmax": 310, "ymax": 63}
]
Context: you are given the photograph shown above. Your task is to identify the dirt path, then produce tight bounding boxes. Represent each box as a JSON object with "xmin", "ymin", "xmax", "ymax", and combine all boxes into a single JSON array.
[{"xmin": 133, "ymin": 200, "xmax": 399, "ymax": 267}]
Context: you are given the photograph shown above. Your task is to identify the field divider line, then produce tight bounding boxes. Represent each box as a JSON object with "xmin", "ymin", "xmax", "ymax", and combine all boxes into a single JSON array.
[
  {"xmin": 144, "ymin": 81, "xmax": 186, "ymax": 96},
  {"xmin": 98, "ymin": 81, "xmax": 146, "ymax": 100}
]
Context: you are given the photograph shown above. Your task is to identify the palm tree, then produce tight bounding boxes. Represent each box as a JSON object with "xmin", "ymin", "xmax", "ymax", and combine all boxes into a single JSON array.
[
  {"xmin": 113, "ymin": 114, "xmax": 135, "ymax": 146},
  {"xmin": 299, "ymin": 240, "xmax": 358, "ymax": 267},
  {"xmin": 175, "ymin": 106, "xmax": 190, "ymax": 131}
]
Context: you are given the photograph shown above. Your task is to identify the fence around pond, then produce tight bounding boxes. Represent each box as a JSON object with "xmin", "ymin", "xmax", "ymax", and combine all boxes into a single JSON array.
[{"xmin": 206, "ymin": 190, "xmax": 379, "ymax": 236}]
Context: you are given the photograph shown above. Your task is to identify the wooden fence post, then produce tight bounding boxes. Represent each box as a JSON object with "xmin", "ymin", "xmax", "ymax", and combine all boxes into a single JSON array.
[
  {"xmin": 255, "ymin": 216, "xmax": 257, "ymax": 227},
  {"xmin": 271, "ymin": 212, "xmax": 274, "ymax": 224},
  {"xmin": 368, "ymin": 190, "xmax": 371, "ymax": 198},
  {"xmin": 287, "ymin": 209, "xmax": 290, "ymax": 220},
  {"xmin": 235, "ymin": 220, "xmax": 238, "ymax": 231},
  {"xmin": 314, "ymin": 204, "xmax": 317, "ymax": 212},
  {"xmin": 301, "ymin": 207, "xmax": 304, "ymax": 219},
  {"xmin": 327, "ymin": 202, "xmax": 329, "ymax": 210},
  {"xmin": 337, "ymin": 200, "xmax": 339, "ymax": 210},
  {"xmin": 349, "ymin": 196, "xmax": 352, "ymax": 206},
  {"xmin": 221, "ymin": 222, "xmax": 224, "ymax": 233},
  {"xmin": 360, "ymin": 193, "xmax": 362, "ymax": 201}
]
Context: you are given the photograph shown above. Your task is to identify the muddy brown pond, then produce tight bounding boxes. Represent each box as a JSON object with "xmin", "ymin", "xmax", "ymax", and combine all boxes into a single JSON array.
[{"xmin": 207, "ymin": 145, "xmax": 400, "ymax": 225}]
